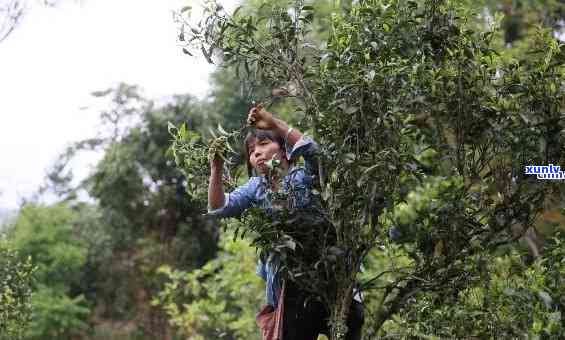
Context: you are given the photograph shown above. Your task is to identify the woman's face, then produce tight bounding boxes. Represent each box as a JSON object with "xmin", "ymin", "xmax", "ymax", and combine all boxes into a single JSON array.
[{"xmin": 248, "ymin": 137, "xmax": 284, "ymax": 174}]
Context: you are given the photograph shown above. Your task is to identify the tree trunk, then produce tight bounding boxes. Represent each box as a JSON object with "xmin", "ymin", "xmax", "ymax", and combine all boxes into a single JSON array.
[{"xmin": 329, "ymin": 279, "xmax": 354, "ymax": 340}]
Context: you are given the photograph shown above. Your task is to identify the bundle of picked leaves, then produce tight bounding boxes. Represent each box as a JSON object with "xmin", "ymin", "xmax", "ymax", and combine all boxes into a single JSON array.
[{"xmin": 168, "ymin": 122, "xmax": 242, "ymax": 201}]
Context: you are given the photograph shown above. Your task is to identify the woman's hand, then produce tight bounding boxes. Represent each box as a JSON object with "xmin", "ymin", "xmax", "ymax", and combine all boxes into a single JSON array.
[
  {"xmin": 208, "ymin": 136, "xmax": 227, "ymax": 167},
  {"xmin": 247, "ymin": 104, "xmax": 277, "ymax": 130}
]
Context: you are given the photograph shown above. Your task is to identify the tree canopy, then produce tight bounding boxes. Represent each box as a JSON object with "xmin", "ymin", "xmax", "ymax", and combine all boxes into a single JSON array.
[{"xmin": 173, "ymin": 0, "xmax": 565, "ymax": 338}]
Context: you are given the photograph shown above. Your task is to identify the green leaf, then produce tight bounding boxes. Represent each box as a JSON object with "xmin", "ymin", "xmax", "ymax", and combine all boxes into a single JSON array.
[
  {"xmin": 167, "ymin": 121, "xmax": 177, "ymax": 134},
  {"xmin": 344, "ymin": 153, "xmax": 356, "ymax": 164},
  {"xmin": 362, "ymin": 164, "xmax": 380, "ymax": 176},
  {"xmin": 179, "ymin": 123, "xmax": 187, "ymax": 140},
  {"xmin": 538, "ymin": 290, "xmax": 553, "ymax": 308},
  {"xmin": 284, "ymin": 239, "xmax": 296, "ymax": 251},
  {"xmin": 91, "ymin": 89, "xmax": 113, "ymax": 97},
  {"xmin": 217, "ymin": 124, "xmax": 229, "ymax": 136}
]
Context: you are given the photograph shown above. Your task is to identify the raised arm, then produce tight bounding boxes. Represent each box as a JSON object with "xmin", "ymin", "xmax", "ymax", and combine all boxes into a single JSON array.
[
  {"xmin": 248, "ymin": 104, "xmax": 303, "ymax": 148},
  {"xmin": 208, "ymin": 158, "xmax": 226, "ymax": 211},
  {"xmin": 207, "ymin": 156, "xmax": 258, "ymax": 218},
  {"xmin": 272, "ymin": 117, "xmax": 302, "ymax": 151}
]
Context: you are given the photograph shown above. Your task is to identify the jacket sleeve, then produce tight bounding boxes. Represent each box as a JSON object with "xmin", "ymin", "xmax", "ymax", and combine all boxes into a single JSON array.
[
  {"xmin": 206, "ymin": 177, "xmax": 258, "ymax": 219},
  {"xmin": 285, "ymin": 135, "xmax": 320, "ymax": 177}
]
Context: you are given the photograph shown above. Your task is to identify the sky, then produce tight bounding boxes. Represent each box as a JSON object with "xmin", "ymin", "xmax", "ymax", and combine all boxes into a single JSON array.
[{"xmin": 0, "ymin": 0, "xmax": 236, "ymax": 210}]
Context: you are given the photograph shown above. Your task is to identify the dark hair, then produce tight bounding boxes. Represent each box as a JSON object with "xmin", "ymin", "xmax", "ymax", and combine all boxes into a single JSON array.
[{"xmin": 243, "ymin": 129, "xmax": 286, "ymax": 177}]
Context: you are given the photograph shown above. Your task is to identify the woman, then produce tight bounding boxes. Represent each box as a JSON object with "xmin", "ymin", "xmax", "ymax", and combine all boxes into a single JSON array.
[{"xmin": 207, "ymin": 105, "xmax": 364, "ymax": 340}]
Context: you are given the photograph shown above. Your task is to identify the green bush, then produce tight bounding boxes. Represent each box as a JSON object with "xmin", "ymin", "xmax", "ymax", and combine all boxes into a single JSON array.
[
  {"xmin": 0, "ymin": 240, "xmax": 35, "ymax": 340},
  {"xmin": 154, "ymin": 222, "xmax": 263, "ymax": 340},
  {"xmin": 8, "ymin": 204, "xmax": 90, "ymax": 339}
]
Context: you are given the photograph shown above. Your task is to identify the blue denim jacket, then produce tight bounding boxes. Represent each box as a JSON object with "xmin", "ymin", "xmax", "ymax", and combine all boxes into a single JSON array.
[{"xmin": 207, "ymin": 135, "xmax": 320, "ymax": 308}]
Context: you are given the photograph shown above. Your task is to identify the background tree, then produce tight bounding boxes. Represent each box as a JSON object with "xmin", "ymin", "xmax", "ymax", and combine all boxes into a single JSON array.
[
  {"xmin": 153, "ymin": 223, "xmax": 264, "ymax": 340},
  {"xmin": 7, "ymin": 203, "xmax": 90, "ymax": 340},
  {"xmin": 22, "ymin": 80, "xmax": 250, "ymax": 338},
  {"xmin": 74, "ymin": 86, "xmax": 220, "ymax": 338}
]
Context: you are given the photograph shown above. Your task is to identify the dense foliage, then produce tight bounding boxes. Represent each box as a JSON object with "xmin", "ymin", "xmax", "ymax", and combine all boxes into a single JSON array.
[
  {"xmin": 176, "ymin": 0, "xmax": 565, "ymax": 338},
  {"xmin": 0, "ymin": 240, "xmax": 34, "ymax": 340},
  {"xmin": 154, "ymin": 223, "xmax": 264, "ymax": 340},
  {"xmin": 7, "ymin": 204, "xmax": 90, "ymax": 340},
  {"xmin": 397, "ymin": 232, "xmax": 565, "ymax": 338}
]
